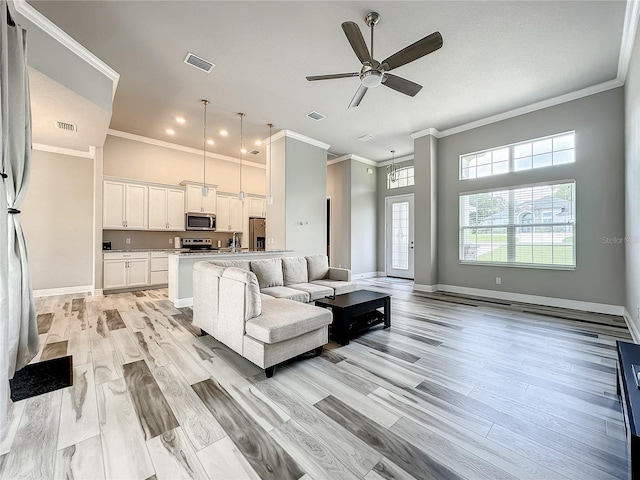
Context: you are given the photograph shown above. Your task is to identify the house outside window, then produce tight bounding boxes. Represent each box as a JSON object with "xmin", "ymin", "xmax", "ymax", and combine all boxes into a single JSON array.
[
  {"xmin": 460, "ymin": 132, "xmax": 575, "ymax": 180},
  {"xmin": 459, "ymin": 181, "xmax": 576, "ymax": 268},
  {"xmin": 387, "ymin": 166, "xmax": 415, "ymax": 189}
]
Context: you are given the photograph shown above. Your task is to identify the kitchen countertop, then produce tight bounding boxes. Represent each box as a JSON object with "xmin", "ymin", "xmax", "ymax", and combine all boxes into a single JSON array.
[
  {"xmin": 169, "ymin": 249, "xmax": 291, "ymax": 256},
  {"xmin": 104, "ymin": 248, "xmax": 189, "ymax": 253}
]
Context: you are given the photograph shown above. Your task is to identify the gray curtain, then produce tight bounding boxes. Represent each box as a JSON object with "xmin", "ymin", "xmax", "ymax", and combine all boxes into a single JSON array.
[{"xmin": 0, "ymin": 0, "xmax": 37, "ymax": 438}]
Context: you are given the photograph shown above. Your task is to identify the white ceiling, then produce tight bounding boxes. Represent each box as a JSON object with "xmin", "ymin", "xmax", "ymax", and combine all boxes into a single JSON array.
[{"xmin": 29, "ymin": 1, "xmax": 626, "ymax": 163}]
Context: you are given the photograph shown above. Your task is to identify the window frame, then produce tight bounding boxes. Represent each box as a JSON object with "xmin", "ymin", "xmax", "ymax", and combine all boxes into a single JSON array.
[
  {"xmin": 459, "ymin": 131, "xmax": 575, "ymax": 181},
  {"xmin": 387, "ymin": 166, "xmax": 415, "ymax": 190},
  {"xmin": 458, "ymin": 179, "xmax": 576, "ymax": 270}
]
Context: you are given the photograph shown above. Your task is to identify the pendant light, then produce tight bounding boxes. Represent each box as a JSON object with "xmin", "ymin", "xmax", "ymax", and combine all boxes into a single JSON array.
[
  {"xmin": 201, "ymin": 99, "xmax": 210, "ymax": 196},
  {"xmin": 267, "ymin": 123, "xmax": 274, "ymax": 205},
  {"xmin": 388, "ymin": 149, "xmax": 398, "ymax": 183},
  {"xmin": 238, "ymin": 112, "xmax": 246, "ymax": 202}
]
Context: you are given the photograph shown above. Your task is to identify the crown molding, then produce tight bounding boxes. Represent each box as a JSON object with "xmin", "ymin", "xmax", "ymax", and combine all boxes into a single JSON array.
[
  {"xmin": 377, "ymin": 154, "xmax": 414, "ymax": 168},
  {"xmin": 107, "ymin": 129, "xmax": 266, "ymax": 170},
  {"xmin": 618, "ymin": 0, "xmax": 640, "ymax": 81},
  {"xmin": 326, "ymin": 154, "xmax": 377, "ymax": 167},
  {"xmin": 410, "ymin": 128, "xmax": 442, "ymax": 140},
  {"xmin": 269, "ymin": 129, "xmax": 330, "ymax": 150},
  {"xmin": 13, "ymin": 0, "xmax": 120, "ymax": 100},
  {"xmin": 33, "ymin": 143, "xmax": 94, "ymax": 159}
]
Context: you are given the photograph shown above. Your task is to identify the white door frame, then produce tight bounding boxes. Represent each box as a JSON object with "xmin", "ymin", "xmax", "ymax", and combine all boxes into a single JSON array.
[{"xmin": 385, "ymin": 193, "xmax": 415, "ymax": 279}]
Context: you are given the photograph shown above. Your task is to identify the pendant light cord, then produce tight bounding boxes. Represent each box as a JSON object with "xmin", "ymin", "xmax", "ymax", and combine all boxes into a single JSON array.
[
  {"xmin": 202, "ymin": 99, "xmax": 209, "ymax": 192},
  {"xmin": 268, "ymin": 123, "xmax": 273, "ymax": 199}
]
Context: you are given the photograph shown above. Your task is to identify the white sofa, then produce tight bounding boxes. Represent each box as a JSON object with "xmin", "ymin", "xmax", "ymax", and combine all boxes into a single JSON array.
[
  {"xmin": 192, "ymin": 262, "xmax": 334, "ymax": 377},
  {"xmin": 212, "ymin": 254, "xmax": 358, "ymax": 302}
]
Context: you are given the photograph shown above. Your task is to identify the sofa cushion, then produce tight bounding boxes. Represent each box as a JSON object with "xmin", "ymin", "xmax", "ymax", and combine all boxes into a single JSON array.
[
  {"xmin": 260, "ymin": 286, "xmax": 310, "ymax": 303},
  {"xmin": 221, "ymin": 267, "xmax": 262, "ymax": 320},
  {"xmin": 245, "ymin": 299, "xmax": 332, "ymax": 344},
  {"xmin": 282, "ymin": 257, "xmax": 308, "ymax": 286},
  {"xmin": 212, "ymin": 260, "xmax": 251, "ymax": 271},
  {"xmin": 311, "ymin": 279, "xmax": 358, "ymax": 295},
  {"xmin": 306, "ymin": 254, "xmax": 329, "ymax": 281},
  {"xmin": 287, "ymin": 283, "xmax": 333, "ymax": 301},
  {"xmin": 251, "ymin": 258, "xmax": 284, "ymax": 288}
]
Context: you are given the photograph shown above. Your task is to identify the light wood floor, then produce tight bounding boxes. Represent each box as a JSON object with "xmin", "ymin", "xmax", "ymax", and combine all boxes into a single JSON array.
[{"xmin": 0, "ymin": 278, "xmax": 632, "ymax": 479}]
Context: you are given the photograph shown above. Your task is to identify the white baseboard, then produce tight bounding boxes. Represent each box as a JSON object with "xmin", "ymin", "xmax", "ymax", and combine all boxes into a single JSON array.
[
  {"xmin": 376, "ymin": 271, "xmax": 387, "ymax": 277},
  {"xmin": 413, "ymin": 283, "xmax": 438, "ymax": 293},
  {"xmin": 352, "ymin": 272, "xmax": 378, "ymax": 280},
  {"xmin": 624, "ymin": 309, "xmax": 640, "ymax": 343},
  {"xmin": 436, "ymin": 284, "xmax": 624, "ymax": 316},
  {"xmin": 33, "ymin": 285, "xmax": 94, "ymax": 298},
  {"xmin": 93, "ymin": 289, "xmax": 104, "ymax": 296},
  {"xmin": 174, "ymin": 298, "xmax": 193, "ymax": 308}
]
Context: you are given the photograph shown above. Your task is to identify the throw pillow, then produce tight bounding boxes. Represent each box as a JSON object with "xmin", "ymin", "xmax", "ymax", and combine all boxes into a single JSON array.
[
  {"xmin": 282, "ymin": 257, "xmax": 308, "ymax": 285},
  {"xmin": 250, "ymin": 258, "xmax": 284, "ymax": 288},
  {"xmin": 306, "ymin": 254, "xmax": 329, "ymax": 281}
]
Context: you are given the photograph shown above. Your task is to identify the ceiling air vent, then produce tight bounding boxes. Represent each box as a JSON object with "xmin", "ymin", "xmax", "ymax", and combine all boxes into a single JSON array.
[
  {"xmin": 55, "ymin": 121, "xmax": 77, "ymax": 132},
  {"xmin": 249, "ymin": 150, "xmax": 260, "ymax": 155},
  {"xmin": 184, "ymin": 53, "xmax": 215, "ymax": 73},
  {"xmin": 357, "ymin": 133, "xmax": 375, "ymax": 142},
  {"xmin": 306, "ymin": 111, "xmax": 325, "ymax": 121}
]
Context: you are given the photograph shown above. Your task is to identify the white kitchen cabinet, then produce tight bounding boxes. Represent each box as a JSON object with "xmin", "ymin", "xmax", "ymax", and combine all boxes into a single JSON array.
[
  {"xmin": 185, "ymin": 183, "xmax": 217, "ymax": 214},
  {"xmin": 216, "ymin": 194, "xmax": 244, "ymax": 232},
  {"xmin": 103, "ymin": 252, "xmax": 150, "ymax": 290},
  {"xmin": 248, "ymin": 196, "xmax": 266, "ymax": 217},
  {"xmin": 149, "ymin": 252, "xmax": 169, "ymax": 285},
  {"xmin": 149, "ymin": 186, "xmax": 185, "ymax": 230},
  {"xmin": 103, "ymin": 180, "xmax": 148, "ymax": 230}
]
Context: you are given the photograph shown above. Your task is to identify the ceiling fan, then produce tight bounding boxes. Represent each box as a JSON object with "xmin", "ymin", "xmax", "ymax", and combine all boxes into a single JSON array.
[{"xmin": 306, "ymin": 12, "xmax": 443, "ymax": 108}]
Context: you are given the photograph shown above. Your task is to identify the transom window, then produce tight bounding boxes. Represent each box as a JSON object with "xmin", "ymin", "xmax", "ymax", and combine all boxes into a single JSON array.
[
  {"xmin": 387, "ymin": 166, "xmax": 415, "ymax": 189},
  {"xmin": 459, "ymin": 181, "xmax": 576, "ymax": 269},
  {"xmin": 460, "ymin": 132, "xmax": 575, "ymax": 180}
]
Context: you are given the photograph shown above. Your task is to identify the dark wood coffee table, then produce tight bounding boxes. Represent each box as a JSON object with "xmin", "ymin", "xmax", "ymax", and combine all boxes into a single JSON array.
[{"xmin": 315, "ymin": 290, "xmax": 391, "ymax": 345}]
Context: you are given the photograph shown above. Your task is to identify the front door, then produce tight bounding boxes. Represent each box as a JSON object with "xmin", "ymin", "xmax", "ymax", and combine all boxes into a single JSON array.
[{"xmin": 385, "ymin": 194, "xmax": 414, "ymax": 279}]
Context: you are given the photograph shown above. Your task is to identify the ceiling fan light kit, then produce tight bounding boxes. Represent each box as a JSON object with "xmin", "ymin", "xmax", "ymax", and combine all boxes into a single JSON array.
[{"xmin": 306, "ymin": 11, "xmax": 443, "ymax": 108}]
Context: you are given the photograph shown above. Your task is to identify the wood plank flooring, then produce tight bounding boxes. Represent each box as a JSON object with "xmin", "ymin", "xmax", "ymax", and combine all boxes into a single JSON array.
[{"xmin": 0, "ymin": 278, "xmax": 632, "ymax": 479}]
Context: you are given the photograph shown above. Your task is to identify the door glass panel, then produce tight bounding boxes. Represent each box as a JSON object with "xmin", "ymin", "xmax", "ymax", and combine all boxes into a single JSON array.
[{"xmin": 392, "ymin": 202, "xmax": 409, "ymax": 270}]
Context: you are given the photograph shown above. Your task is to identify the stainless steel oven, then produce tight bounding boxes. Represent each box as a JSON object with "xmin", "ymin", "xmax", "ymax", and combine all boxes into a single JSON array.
[{"xmin": 185, "ymin": 212, "xmax": 216, "ymax": 231}]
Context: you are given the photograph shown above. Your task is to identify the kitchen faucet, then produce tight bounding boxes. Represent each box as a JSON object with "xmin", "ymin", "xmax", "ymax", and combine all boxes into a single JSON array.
[{"xmin": 231, "ymin": 232, "xmax": 238, "ymax": 252}]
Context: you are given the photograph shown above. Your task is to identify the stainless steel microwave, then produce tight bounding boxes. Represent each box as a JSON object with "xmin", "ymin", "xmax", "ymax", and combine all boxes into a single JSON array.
[{"xmin": 185, "ymin": 212, "xmax": 216, "ymax": 231}]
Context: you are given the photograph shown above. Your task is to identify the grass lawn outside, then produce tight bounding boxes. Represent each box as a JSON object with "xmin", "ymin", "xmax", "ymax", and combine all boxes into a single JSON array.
[{"xmin": 478, "ymin": 245, "xmax": 574, "ymax": 265}]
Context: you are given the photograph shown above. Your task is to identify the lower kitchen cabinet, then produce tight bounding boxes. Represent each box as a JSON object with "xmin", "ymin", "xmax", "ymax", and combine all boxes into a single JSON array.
[
  {"xmin": 149, "ymin": 252, "xmax": 169, "ymax": 285},
  {"xmin": 103, "ymin": 252, "xmax": 150, "ymax": 290}
]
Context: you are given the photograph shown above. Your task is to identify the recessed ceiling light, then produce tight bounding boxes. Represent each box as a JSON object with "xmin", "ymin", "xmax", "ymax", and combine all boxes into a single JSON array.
[
  {"xmin": 219, "ymin": 129, "xmax": 228, "ymax": 136},
  {"xmin": 240, "ymin": 148, "xmax": 247, "ymax": 154},
  {"xmin": 175, "ymin": 116, "xmax": 186, "ymax": 124},
  {"xmin": 166, "ymin": 128, "xmax": 175, "ymax": 135},
  {"xmin": 255, "ymin": 140, "xmax": 262, "ymax": 146},
  {"xmin": 207, "ymin": 139, "xmax": 214, "ymax": 145}
]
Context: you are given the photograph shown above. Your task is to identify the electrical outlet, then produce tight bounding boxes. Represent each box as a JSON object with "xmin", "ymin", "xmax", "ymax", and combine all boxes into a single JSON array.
[
  {"xmin": 496, "ymin": 277, "xmax": 502, "ymax": 285},
  {"xmin": 125, "ymin": 238, "xmax": 131, "ymax": 245}
]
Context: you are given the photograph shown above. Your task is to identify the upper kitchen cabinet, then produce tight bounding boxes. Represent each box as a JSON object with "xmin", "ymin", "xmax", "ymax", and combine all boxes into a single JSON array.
[
  {"xmin": 216, "ymin": 193, "xmax": 244, "ymax": 232},
  {"xmin": 247, "ymin": 196, "xmax": 266, "ymax": 218},
  {"xmin": 148, "ymin": 186, "xmax": 185, "ymax": 231},
  {"xmin": 183, "ymin": 181, "xmax": 217, "ymax": 214},
  {"xmin": 103, "ymin": 179, "xmax": 148, "ymax": 229}
]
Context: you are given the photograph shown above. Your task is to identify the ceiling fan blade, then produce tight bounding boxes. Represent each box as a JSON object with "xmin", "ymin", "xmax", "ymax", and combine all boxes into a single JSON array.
[
  {"xmin": 382, "ymin": 73, "xmax": 423, "ymax": 97},
  {"xmin": 342, "ymin": 21, "xmax": 372, "ymax": 64},
  {"xmin": 306, "ymin": 73, "xmax": 359, "ymax": 81},
  {"xmin": 348, "ymin": 84, "xmax": 368, "ymax": 108},
  {"xmin": 382, "ymin": 31, "xmax": 443, "ymax": 71}
]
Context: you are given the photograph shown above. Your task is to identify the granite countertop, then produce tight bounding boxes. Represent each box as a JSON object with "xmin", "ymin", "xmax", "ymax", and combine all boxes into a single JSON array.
[
  {"xmin": 169, "ymin": 249, "xmax": 291, "ymax": 256},
  {"xmin": 104, "ymin": 248, "xmax": 189, "ymax": 253}
]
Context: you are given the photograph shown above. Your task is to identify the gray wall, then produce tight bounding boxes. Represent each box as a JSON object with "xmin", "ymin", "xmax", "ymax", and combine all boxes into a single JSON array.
[
  {"xmin": 414, "ymin": 136, "xmax": 438, "ymax": 287},
  {"xmin": 350, "ymin": 161, "xmax": 377, "ymax": 275},
  {"xmin": 376, "ymin": 160, "xmax": 415, "ymax": 271},
  {"xmin": 438, "ymin": 88, "xmax": 625, "ymax": 306},
  {"xmin": 22, "ymin": 150, "xmax": 94, "ymax": 290},
  {"xmin": 626, "ymin": 25, "xmax": 640, "ymax": 329},
  {"xmin": 327, "ymin": 161, "xmax": 351, "ymax": 268},
  {"xmin": 284, "ymin": 137, "xmax": 327, "ymax": 256}
]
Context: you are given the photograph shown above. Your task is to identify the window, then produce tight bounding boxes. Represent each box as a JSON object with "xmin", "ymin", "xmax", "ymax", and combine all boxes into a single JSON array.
[
  {"xmin": 460, "ymin": 132, "xmax": 575, "ymax": 180},
  {"xmin": 459, "ymin": 181, "xmax": 575, "ymax": 268},
  {"xmin": 387, "ymin": 166, "xmax": 415, "ymax": 189}
]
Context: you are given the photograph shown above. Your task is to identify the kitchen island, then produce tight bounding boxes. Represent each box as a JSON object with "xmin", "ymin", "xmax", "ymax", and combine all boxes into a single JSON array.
[{"xmin": 167, "ymin": 249, "xmax": 292, "ymax": 307}]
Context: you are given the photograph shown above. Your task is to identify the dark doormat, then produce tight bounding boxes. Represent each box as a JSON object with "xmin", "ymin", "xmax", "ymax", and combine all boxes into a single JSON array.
[{"xmin": 10, "ymin": 355, "xmax": 73, "ymax": 402}]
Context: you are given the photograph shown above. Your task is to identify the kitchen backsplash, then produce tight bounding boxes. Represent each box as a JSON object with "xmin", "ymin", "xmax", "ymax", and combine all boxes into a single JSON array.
[{"xmin": 103, "ymin": 230, "xmax": 242, "ymax": 250}]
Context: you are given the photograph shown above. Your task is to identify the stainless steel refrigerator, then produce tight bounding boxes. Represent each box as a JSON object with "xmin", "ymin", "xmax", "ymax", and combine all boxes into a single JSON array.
[{"xmin": 249, "ymin": 217, "xmax": 266, "ymax": 250}]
